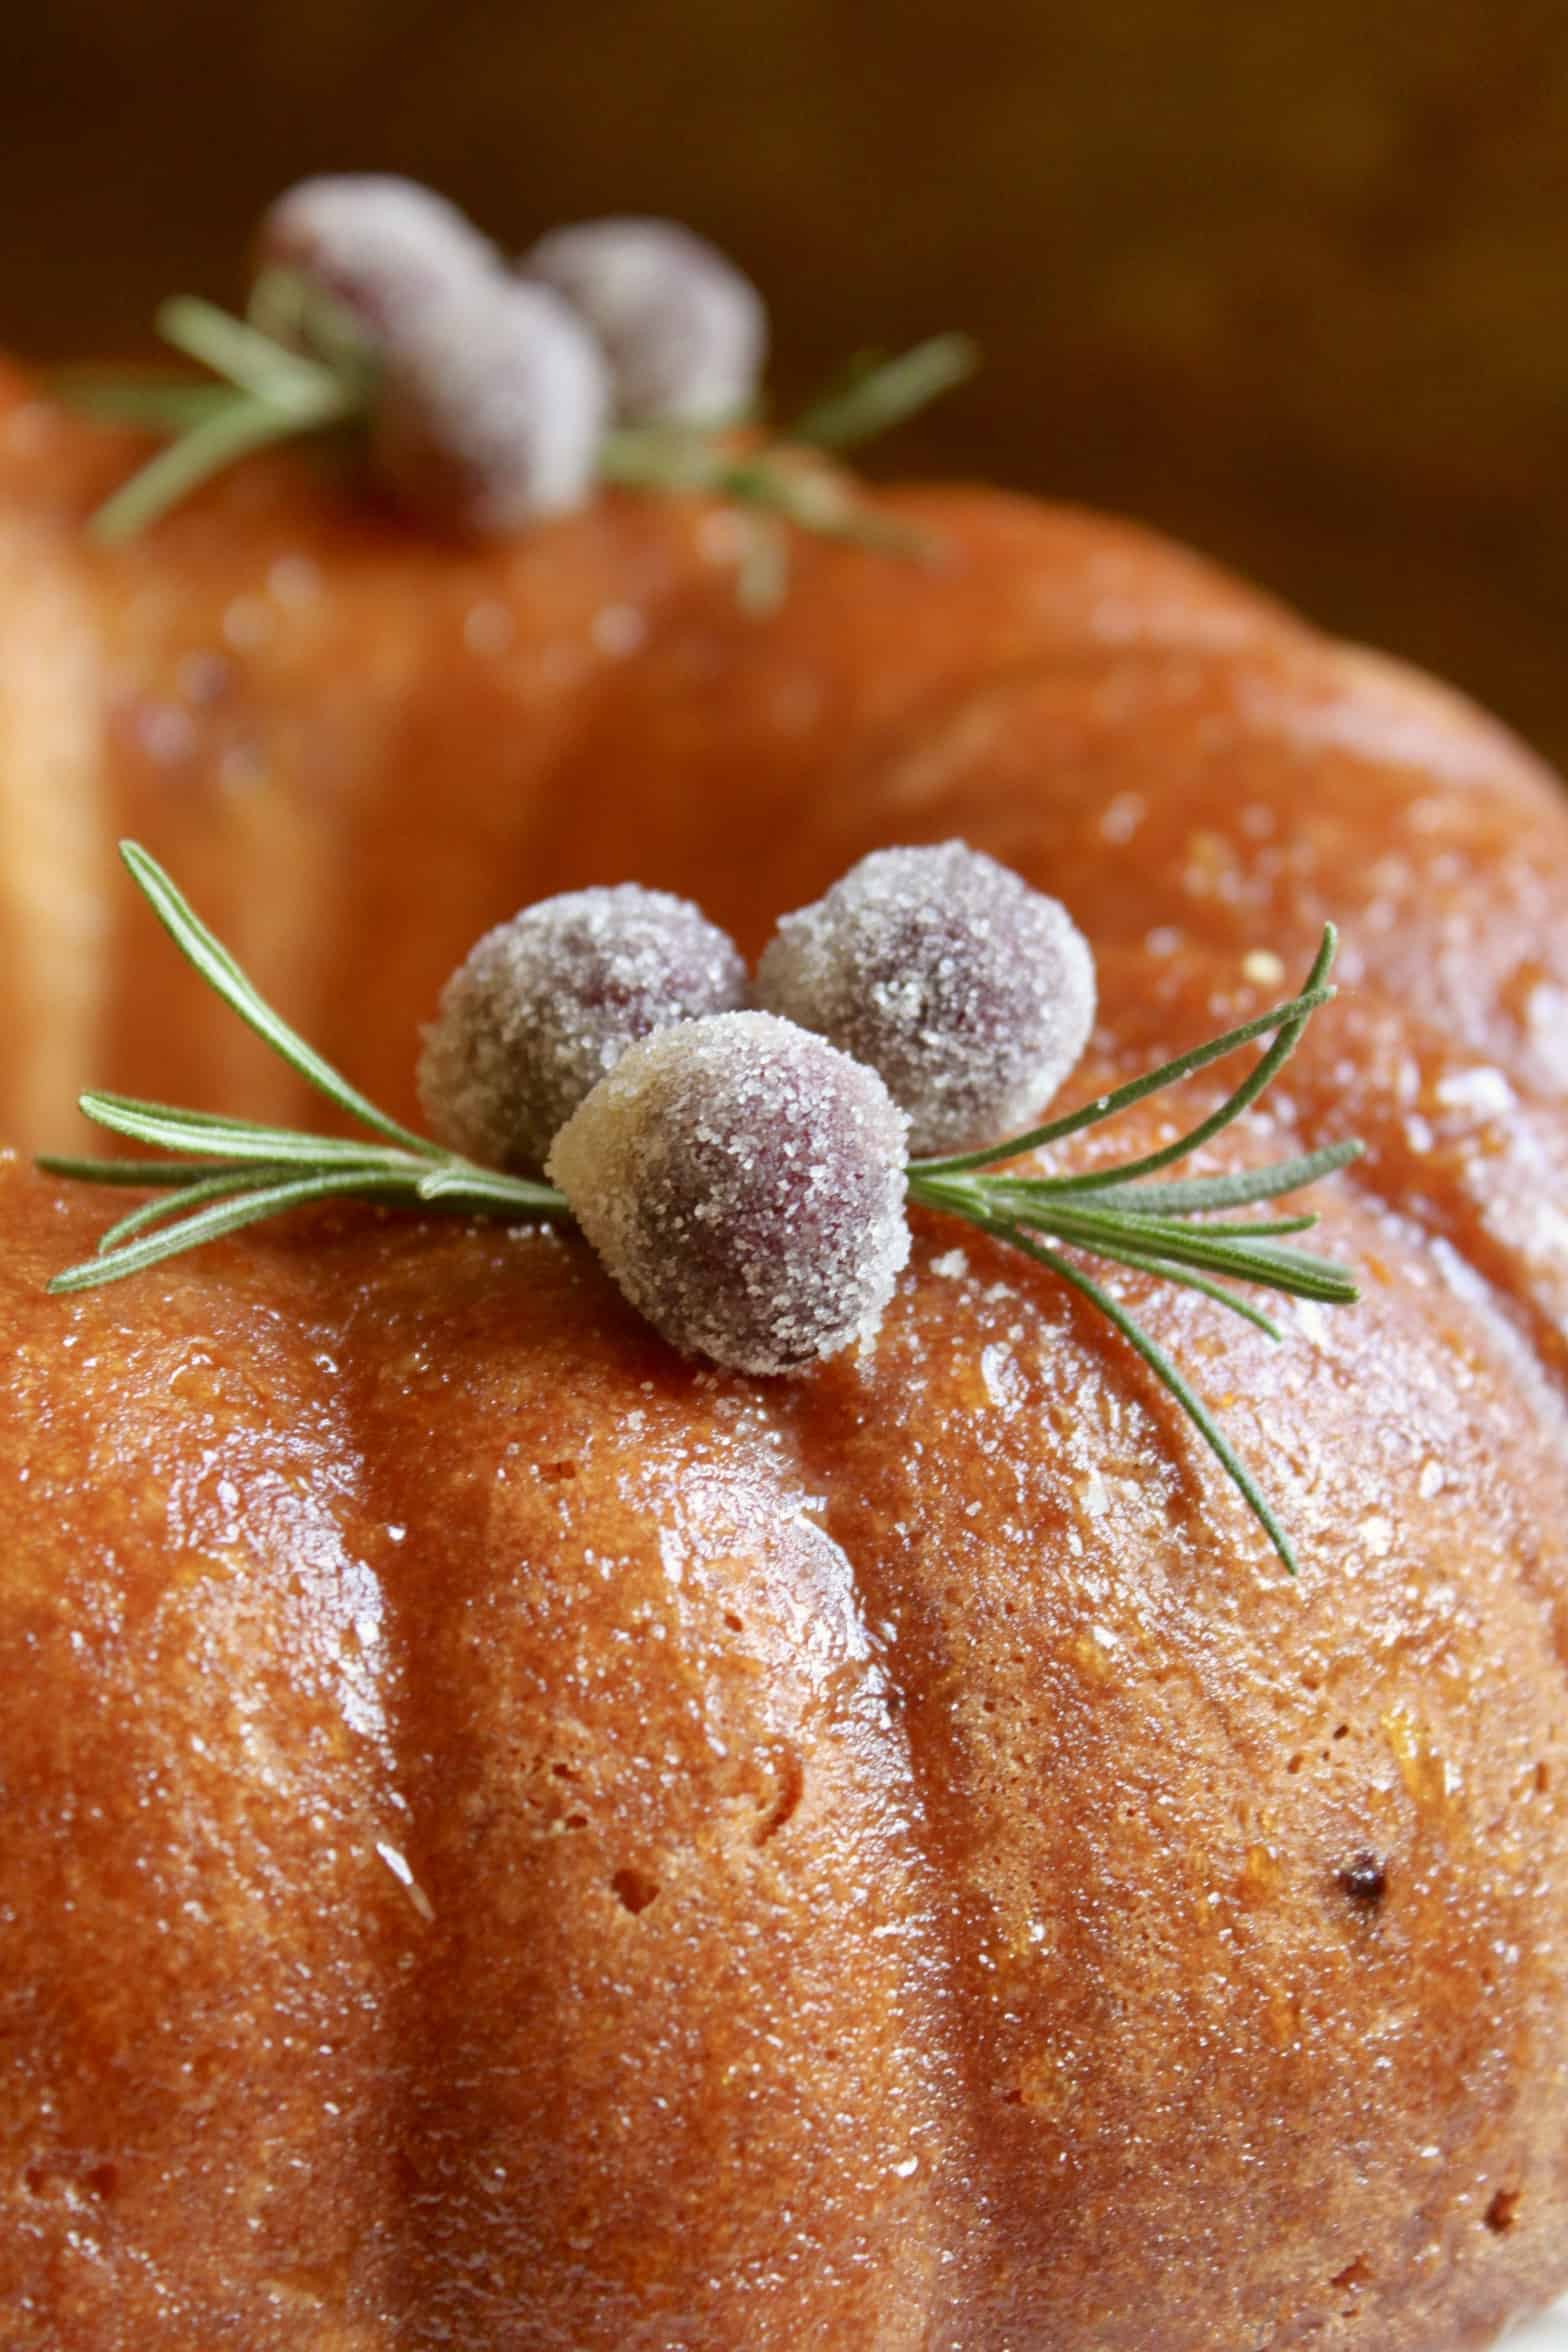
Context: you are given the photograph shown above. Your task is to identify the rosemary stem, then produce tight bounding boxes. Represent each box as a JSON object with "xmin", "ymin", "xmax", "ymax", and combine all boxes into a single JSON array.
[
  {"xmin": 791, "ymin": 333, "xmax": 980, "ymax": 449},
  {"xmin": 90, "ymin": 379, "xmax": 358, "ymax": 545},
  {"xmin": 597, "ymin": 429, "xmax": 932, "ymax": 556},
  {"xmin": 155, "ymin": 296, "xmax": 337, "ymax": 410}
]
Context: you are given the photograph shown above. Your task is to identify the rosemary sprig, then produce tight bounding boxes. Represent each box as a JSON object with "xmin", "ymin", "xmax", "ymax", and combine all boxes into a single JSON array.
[
  {"xmin": 38, "ymin": 843, "xmax": 565, "ymax": 1289},
  {"xmin": 790, "ymin": 333, "xmax": 979, "ymax": 449},
  {"xmin": 77, "ymin": 275, "xmax": 373, "ymax": 543},
  {"xmin": 40, "ymin": 846, "xmax": 1362, "ymax": 1576},
  {"xmin": 596, "ymin": 429, "xmax": 933, "ymax": 559},
  {"xmin": 904, "ymin": 922, "xmax": 1363, "ymax": 1571},
  {"xmin": 59, "ymin": 273, "xmax": 971, "ymax": 568}
]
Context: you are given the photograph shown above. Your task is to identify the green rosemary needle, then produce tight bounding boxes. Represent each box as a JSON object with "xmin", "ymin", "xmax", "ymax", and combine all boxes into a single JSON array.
[
  {"xmin": 40, "ymin": 845, "xmax": 1363, "ymax": 1577},
  {"xmin": 59, "ymin": 271, "xmax": 971, "ymax": 571}
]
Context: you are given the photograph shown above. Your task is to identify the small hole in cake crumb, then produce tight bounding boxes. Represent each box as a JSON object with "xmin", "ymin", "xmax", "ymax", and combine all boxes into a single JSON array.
[
  {"xmin": 611, "ymin": 1867, "xmax": 660, "ymax": 1915},
  {"xmin": 538, "ymin": 1460, "xmax": 579, "ymax": 1483},
  {"xmin": 753, "ymin": 1748, "xmax": 804, "ymax": 1847},
  {"xmin": 84, "ymin": 2164, "xmax": 117, "ymax": 2200},
  {"xmin": 1485, "ymin": 2188, "xmax": 1521, "ymax": 2235},
  {"xmin": 1330, "ymin": 2254, "xmax": 1372, "ymax": 2295},
  {"xmin": 723, "ymin": 1611, "xmax": 745, "ymax": 1634}
]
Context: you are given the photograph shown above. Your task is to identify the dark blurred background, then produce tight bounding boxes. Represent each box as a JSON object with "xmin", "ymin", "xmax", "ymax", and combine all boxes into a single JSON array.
[{"xmin": 5, "ymin": 0, "xmax": 1567, "ymax": 767}]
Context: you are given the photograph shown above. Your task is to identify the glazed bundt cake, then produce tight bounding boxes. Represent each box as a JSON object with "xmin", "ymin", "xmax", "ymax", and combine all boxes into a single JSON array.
[{"xmin": 1, "ymin": 267, "xmax": 1567, "ymax": 2350}]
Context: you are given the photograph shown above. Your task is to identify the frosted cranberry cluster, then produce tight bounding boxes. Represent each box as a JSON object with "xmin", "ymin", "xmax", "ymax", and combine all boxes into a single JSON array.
[
  {"xmin": 257, "ymin": 176, "xmax": 766, "ymax": 532},
  {"xmin": 418, "ymin": 843, "xmax": 1095, "ymax": 1374}
]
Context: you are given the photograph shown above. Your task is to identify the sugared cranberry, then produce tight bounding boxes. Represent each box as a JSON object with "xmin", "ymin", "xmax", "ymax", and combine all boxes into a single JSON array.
[
  {"xmin": 370, "ymin": 278, "xmax": 610, "ymax": 532},
  {"xmin": 255, "ymin": 174, "xmax": 499, "ymax": 349},
  {"xmin": 519, "ymin": 216, "xmax": 766, "ymax": 426},
  {"xmin": 546, "ymin": 1011, "xmax": 910, "ymax": 1375},
  {"xmin": 755, "ymin": 841, "xmax": 1096, "ymax": 1155},
  {"xmin": 419, "ymin": 884, "xmax": 747, "ymax": 1172}
]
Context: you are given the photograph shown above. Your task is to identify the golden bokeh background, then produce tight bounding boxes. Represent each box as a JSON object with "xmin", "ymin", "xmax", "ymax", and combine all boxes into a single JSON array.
[{"xmin": 4, "ymin": 0, "xmax": 1566, "ymax": 768}]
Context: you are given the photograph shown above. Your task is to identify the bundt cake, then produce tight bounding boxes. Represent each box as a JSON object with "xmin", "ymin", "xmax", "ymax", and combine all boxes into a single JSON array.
[{"xmin": 1, "ymin": 344, "xmax": 1567, "ymax": 2350}]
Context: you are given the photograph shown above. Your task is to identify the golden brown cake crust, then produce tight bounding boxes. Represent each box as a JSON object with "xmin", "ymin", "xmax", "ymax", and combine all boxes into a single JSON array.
[{"xmin": 1, "ymin": 367, "xmax": 1567, "ymax": 2348}]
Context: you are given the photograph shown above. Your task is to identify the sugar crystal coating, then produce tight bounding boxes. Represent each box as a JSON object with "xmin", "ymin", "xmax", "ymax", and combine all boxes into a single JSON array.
[
  {"xmin": 546, "ymin": 1012, "xmax": 911, "ymax": 1377},
  {"xmin": 256, "ymin": 175, "xmax": 500, "ymax": 349},
  {"xmin": 369, "ymin": 277, "xmax": 610, "ymax": 533},
  {"xmin": 519, "ymin": 217, "xmax": 767, "ymax": 426},
  {"xmin": 418, "ymin": 885, "xmax": 748, "ymax": 1173},
  {"xmin": 754, "ymin": 842, "xmax": 1097, "ymax": 1155}
]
